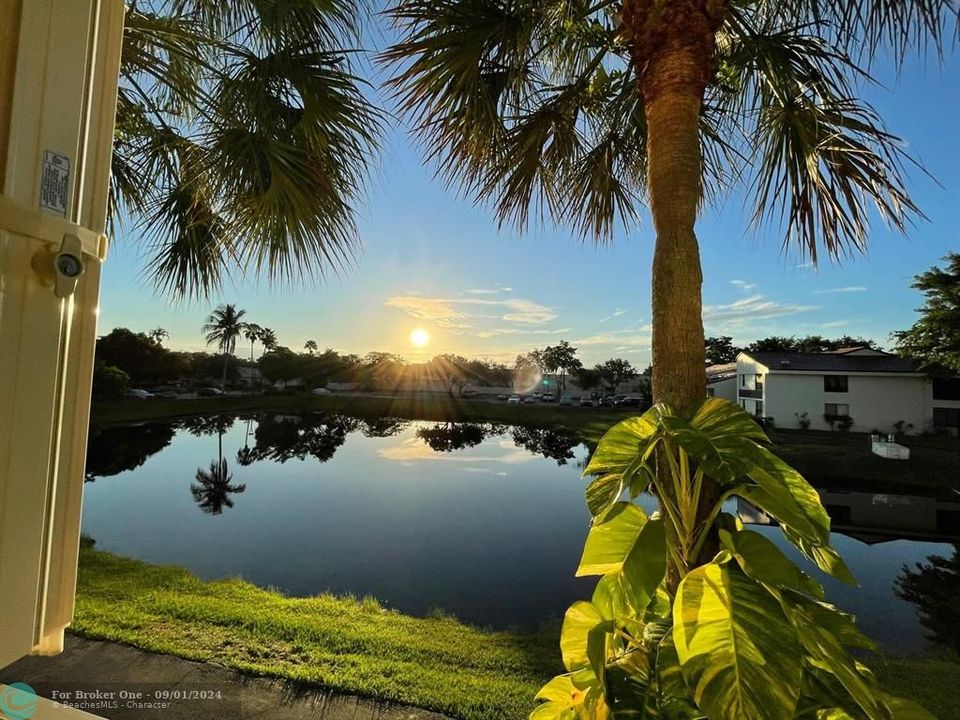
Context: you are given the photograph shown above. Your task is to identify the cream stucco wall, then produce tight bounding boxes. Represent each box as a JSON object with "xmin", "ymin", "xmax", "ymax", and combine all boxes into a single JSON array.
[{"xmin": 735, "ymin": 357, "xmax": 960, "ymax": 434}]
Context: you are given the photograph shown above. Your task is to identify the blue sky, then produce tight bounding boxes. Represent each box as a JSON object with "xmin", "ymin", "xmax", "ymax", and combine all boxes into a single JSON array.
[{"xmin": 99, "ymin": 50, "xmax": 959, "ymax": 367}]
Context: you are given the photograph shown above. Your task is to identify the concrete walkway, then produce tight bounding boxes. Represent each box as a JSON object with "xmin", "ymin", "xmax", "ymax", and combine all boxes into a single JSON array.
[{"xmin": 0, "ymin": 636, "xmax": 451, "ymax": 720}]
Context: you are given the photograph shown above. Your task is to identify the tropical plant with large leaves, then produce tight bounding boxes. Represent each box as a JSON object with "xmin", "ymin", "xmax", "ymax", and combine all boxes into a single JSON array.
[
  {"xmin": 535, "ymin": 398, "xmax": 936, "ymax": 719},
  {"xmin": 113, "ymin": 0, "xmax": 383, "ymax": 298},
  {"xmin": 383, "ymin": 0, "xmax": 956, "ymax": 573}
]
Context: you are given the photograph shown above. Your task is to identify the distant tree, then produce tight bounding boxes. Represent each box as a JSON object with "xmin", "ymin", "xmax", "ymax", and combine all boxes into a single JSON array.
[
  {"xmin": 91, "ymin": 362, "xmax": 129, "ymax": 402},
  {"xmin": 747, "ymin": 335, "xmax": 881, "ymax": 354},
  {"xmin": 203, "ymin": 304, "xmax": 247, "ymax": 390},
  {"xmin": 595, "ymin": 358, "xmax": 638, "ymax": 394},
  {"xmin": 429, "ymin": 354, "xmax": 479, "ymax": 397},
  {"xmin": 361, "ymin": 352, "xmax": 407, "ymax": 390},
  {"xmin": 542, "ymin": 341, "xmax": 582, "ymax": 393},
  {"xmin": 148, "ymin": 327, "xmax": 169, "ymax": 345},
  {"xmin": 304, "ymin": 339, "xmax": 318, "ymax": 354},
  {"xmin": 417, "ymin": 422, "xmax": 496, "ymax": 452},
  {"xmin": 704, "ymin": 336, "xmax": 741, "ymax": 365},
  {"xmin": 96, "ymin": 328, "xmax": 175, "ymax": 384},
  {"xmin": 894, "ymin": 253, "xmax": 960, "ymax": 373},
  {"xmin": 258, "ymin": 327, "xmax": 279, "ymax": 353},
  {"xmin": 242, "ymin": 323, "xmax": 264, "ymax": 364},
  {"xmin": 574, "ymin": 366, "xmax": 602, "ymax": 392}
]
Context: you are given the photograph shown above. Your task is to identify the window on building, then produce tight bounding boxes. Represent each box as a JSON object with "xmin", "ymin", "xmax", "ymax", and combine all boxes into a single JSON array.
[
  {"xmin": 740, "ymin": 374, "xmax": 746, "ymax": 387},
  {"xmin": 824, "ymin": 403, "xmax": 850, "ymax": 417},
  {"xmin": 823, "ymin": 375, "xmax": 848, "ymax": 393},
  {"xmin": 755, "ymin": 373, "xmax": 763, "ymax": 389},
  {"xmin": 933, "ymin": 407, "xmax": 960, "ymax": 428},
  {"xmin": 932, "ymin": 378, "xmax": 960, "ymax": 401}
]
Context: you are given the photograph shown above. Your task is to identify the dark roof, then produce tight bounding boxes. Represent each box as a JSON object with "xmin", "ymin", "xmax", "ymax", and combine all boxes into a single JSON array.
[{"xmin": 742, "ymin": 351, "xmax": 921, "ymax": 374}]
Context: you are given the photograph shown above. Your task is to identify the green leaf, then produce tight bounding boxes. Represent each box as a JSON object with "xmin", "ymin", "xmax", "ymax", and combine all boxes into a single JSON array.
[
  {"xmin": 586, "ymin": 472, "xmax": 628, "ymax": 518},
  {"xmin": 592, "ymin": 572, "xmax": 634, "ymax": 622},
  {"xmin": 533, "ymin": 669, "xmax": 606, "ymax": 720},
  {"xmin": 673, "ymin": 563, "xmax": 803, "ymax": 720},
  {"xmin": 578, "ymin": 503, "xmax": 648, "ymax": 577},
  {"xmin": 719, "ymin": 526, "xmax": 824, "ymax": 598},
  {"xmin": 781, "ymin": 526, "xmax": 858, "ymax": 586},
  {"xmin": 584, "ymin": 412, "xmax": 659, "ymax": 479},
  {"xmin": 689, "ymin": 398, "xmax": 768, "ymax": 444},
  {"xmin": 780, "ymin": 591, "xmax": 887, "ymax": 720},
  {"xmin": 737, "ymin": 444, "xmax": 831, "ymax": 545},
  {"xmin": 618, "ymin": 518, "xmax": 666, "ymax": 616},
  {"xmin": 604, "ymin": 651, "xmax": 654, "ymax": 719},
  {"xmin": 561, "ymin": 601, "xmax": 610, "ymax": 674},
  {"xmin": 879, "ymin": 695, "xmax": 937, "ymax": 720}
]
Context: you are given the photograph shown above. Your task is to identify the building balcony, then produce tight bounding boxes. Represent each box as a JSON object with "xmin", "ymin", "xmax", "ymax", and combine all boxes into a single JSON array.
[{"xmin": 738, "ymin": 387, "xmax": 763, "ymax": 399}]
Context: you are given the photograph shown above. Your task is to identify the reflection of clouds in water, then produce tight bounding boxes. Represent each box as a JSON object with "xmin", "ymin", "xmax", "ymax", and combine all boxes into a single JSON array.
[{"xmin": 378, "ymin": 437, "xmax": 535, "ymax": 465}]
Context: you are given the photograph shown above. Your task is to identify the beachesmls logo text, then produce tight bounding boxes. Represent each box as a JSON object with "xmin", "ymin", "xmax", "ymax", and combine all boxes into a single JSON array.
[{"xmin": 0, "ymin": 683, "xmax": 37, "ymax": 720}]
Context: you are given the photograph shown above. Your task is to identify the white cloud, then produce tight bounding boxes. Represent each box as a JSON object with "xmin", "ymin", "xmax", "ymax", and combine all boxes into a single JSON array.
[
  {"xmin": 703, "ymin": 295, "xmax": 818, "ymax": 327},
  {"xmin": 385, "ymin": 294, "xmax": 558, "ymax": 328},
  {"xmin": 465, "ymin": 288, "xmax": 501, "ymax": 295},
  {"xmin": 796, "ymin": 261, "xmax": 815, "ymax": 269},
  {"xmin": 812, "ymin": 286, "xmax": 867, "ymax": 295},
  {"xmin": 473, "ymin": 327, "xmax": 572, "ymax": 338},
  {"xmin": 574, "ymin": 327, "xmax": 652, "ymax": 348},
  {"xmin": 599, "ymin": 308, "xmax": 627, "ymax": 323},
  {"xmin": 730, "ymin": 280, "xmax": 756, "ymax": 292},
  {"xmin": 820, "ymin": 320, "xmax": 850, "ymax": 329}
]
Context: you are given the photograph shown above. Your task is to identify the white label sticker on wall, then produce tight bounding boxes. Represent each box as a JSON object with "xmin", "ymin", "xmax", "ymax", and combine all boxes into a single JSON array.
[{"xmin": 40, "ymin": 150, "xmax": 70, "ymax": 216}]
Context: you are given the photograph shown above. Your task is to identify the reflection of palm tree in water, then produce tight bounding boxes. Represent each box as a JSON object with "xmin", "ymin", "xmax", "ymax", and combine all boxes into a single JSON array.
[
  {"xmin": 895, "ymin": 545, "xmax": 960, "ymax": 656},
  {"xmin": 236, "ymin": 417, "xmax": 256, "ymax": 466},
  {"xmin": 191, "ymin": 422, "xmax": 246, "ymax": 514}
]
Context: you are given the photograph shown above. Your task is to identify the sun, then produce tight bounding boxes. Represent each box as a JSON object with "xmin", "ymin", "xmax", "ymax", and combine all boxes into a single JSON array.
[{"xmin": 410, "ymin": 328, "xmax": 430, "ymax": 348}]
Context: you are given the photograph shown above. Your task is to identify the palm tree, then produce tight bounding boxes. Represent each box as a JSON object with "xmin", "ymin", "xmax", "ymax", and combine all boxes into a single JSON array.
[
  {"xmin": 242, "ymin": 323, "xmax": 263, "ymax": 364},
  {"xmin": 148, "ymin": 327, "xmax": 169, "ymax": 346},
  {"xmin": 258, "ymin": 327, "xmax": 279, "ymax": 353},
  {"xmin": 304, "ymin": 340, "xmax": 318, "ymax": 354},
  {"xmin": 112, "ymin": 2, "xmax": 383, "ymax": 299},
  {"xmin": 203, "ymin": 304, "xmax": 246, "ymax": 390},
  {"xmin": 384, "ymin": 0, "xmax": 952, "ymax": 568}
]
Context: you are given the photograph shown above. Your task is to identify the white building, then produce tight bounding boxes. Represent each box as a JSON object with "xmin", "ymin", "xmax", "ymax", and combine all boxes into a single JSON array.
[
  {"xmin": 706, "ymin": 362, "xmax": 738, "ymax": 402},
  {"xmin": 736, "ymin": 347, "xmax": 960, "ymax": 435}
]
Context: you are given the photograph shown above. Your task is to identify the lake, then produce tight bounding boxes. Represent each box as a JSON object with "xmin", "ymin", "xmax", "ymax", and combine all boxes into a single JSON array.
[{"xmin": 82, "ymin": 412, "xmax": 960, "ymax": 654}]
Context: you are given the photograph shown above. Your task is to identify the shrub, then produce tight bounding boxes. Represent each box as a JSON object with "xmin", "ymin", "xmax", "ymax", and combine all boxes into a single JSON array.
[
  {"xmin": 92, "ymin": 362, "xmax": 129, "ymax": 401},
  {"xmin": 794, "ymin": 411, "xmax": 810, "ymax": 430},
  {"xmin": 534, "ymin": 399, "xmax": 927, "ymax": 720}
]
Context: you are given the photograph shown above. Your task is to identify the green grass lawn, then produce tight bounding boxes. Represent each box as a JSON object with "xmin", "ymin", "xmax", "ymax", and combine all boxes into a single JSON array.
[
  {"xmin": 91, "ymin": 392, "xmax": 959, "ymax": 492},
  {"xmin": 74, "ymin": 548, "xmax": 960, "ymax": 720}
]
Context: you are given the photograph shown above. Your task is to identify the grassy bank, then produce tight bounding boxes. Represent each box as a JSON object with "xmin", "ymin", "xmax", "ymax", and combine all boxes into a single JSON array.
[
  {"xmin": 90, "ymin": 392, "xmax": 959, "ymax": 492},
  {"xmin": 74, "ymin": 548, "xmax": 959, "ymax": 720}
]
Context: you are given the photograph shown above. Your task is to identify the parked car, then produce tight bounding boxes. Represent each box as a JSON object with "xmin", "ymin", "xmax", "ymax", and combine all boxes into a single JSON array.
[
  {"xmin": 507, "ymin": 395, "xmax": 521, "ymax": 404},
  {"xmin": 579, "ymin": 397, "xmax": 594, "ymax": 407},
  {"xmin": 532, "ymin": 392, "xmax": 542, "ymax": 400},
  {"xmin": 311, "ymin": 387, "xmax": 330, "ymax": 395},
  {"xmin": 541, "ymin": 394, "xmax": 556, "ymax": 403},
  {"xmin": 126, "ymin": 388, "xmax": 154, "ymax": 400},
  {"xmin": 559, "ymin": 395, "xmax": 573, "ymax": 406},
  {"xmin": 615, "ymin": 396, "xmax": 646, "ymax": 408},
  {"xmin": 461, "ymin": 388, "xmax": 479, "ymax": 397},
  {"xmin": 496, "ymin": 394, "xmax": 508, "ymax": 401},
  {"xmin": 197, "ymin": 386, "xmax": 224, "ymax": 397},
  {"xmin": 523, "ymin": 396, "xmax": 538, "ymax": 404}
]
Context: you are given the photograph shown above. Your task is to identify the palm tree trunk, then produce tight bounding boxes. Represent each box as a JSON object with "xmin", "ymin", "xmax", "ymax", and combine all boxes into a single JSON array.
[
  {"xmin": 221, "ymin": 352, "xmax": 229, "ymax": 392},
  {"xmin": 627, "ymin": 0, "xmax": 726, "ymax": 590}
]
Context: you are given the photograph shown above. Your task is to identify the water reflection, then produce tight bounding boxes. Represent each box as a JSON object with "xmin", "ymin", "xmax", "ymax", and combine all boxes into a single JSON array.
[
  {"xmin": 896, "ymin": 546, "xmax": 960, "ymax": 655},
  {"xmin": 511, "ymin": 427, "xmax": 579, "ymax": 466},
  {"xmin": 85, "ymin": 423, "xmax": 175, "ymax": 481},
  {"xmin": 190, "ymin": 419, "xmax": 245, "ymax": 515},
  {"xmin": 81, "ymin": 412, "xmax": 960, "ymax": 649},
  {"xmin": 416, "ymin": 422, "xmax": 505, "ymax": 452}
]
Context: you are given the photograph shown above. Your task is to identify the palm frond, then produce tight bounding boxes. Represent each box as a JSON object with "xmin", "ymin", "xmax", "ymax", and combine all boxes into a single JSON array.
[
  {"xmin": 383, "ymin": 0, "xmax": 642, "ymax": 241},
  {"xmin": 714, "ymin": 10, "xmax": 924, "ymax": 262},
  {"xmin": 114, "ymin": 1, "xmax": 382, "ymax": 298}
]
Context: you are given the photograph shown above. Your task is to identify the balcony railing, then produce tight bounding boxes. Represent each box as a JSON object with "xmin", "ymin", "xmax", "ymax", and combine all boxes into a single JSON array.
[{"xmin": 739, "ymin": 387, "xmax": 763, "ymax": 399}]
